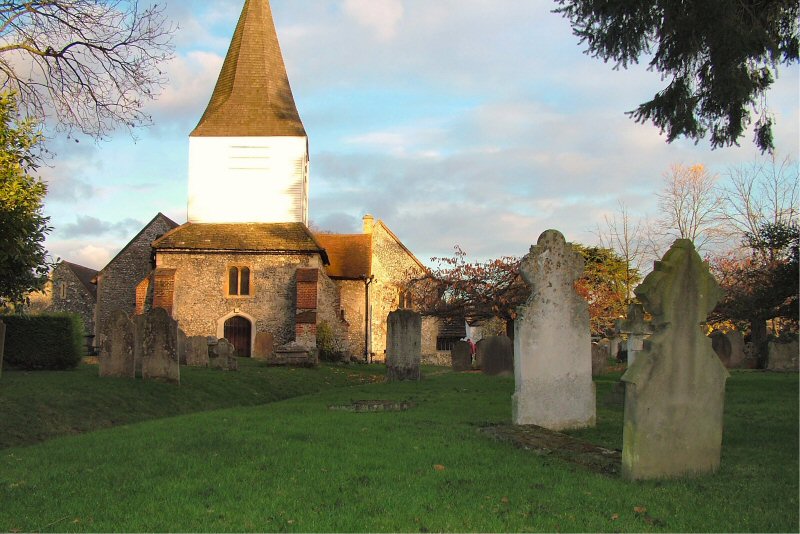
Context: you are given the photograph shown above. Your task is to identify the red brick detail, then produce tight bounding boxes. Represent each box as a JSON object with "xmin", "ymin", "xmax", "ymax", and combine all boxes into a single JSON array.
[
  {"xmin": 296, "ymin": 268, "xmax": 319, "ymax": 283},
  {"xmin": 296, "ymin": 269, "xmax": 318, "ymax": 310},
  {"xmin": 153, "ymin": 268, "xmax": 177, "ymax": 316},
  {"xmin": 296, "ymin": 311, "xmax": 317, "ymax": 324},
  {"xmin": 134, "ymin": 274, "xmax": 151, "ymax": 315}
]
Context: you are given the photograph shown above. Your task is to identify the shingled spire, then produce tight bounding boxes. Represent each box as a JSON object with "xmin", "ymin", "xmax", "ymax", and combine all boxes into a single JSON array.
[{"xmin": 191, "ymin": 0, "xmax": 305, "ymax": 137}]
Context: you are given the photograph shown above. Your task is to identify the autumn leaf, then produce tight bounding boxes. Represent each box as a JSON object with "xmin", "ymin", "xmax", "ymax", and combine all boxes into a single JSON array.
[
  {"xmin": 433, "ymin": 464, "xmax": 446, "ymax": 471},
  {"xmin": 634, "ymin": 506, "xmax": 647, "ymax": 514},
  {"xmin": 611, "ymin": 513, "xmax": 619, "ymax": 520}
]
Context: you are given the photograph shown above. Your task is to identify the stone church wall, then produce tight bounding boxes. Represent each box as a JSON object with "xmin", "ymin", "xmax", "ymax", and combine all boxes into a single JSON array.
[
  {"xmin": 95, "ymin": 215, "xmax": 175, "ymax": 338},
  {"xmin": 27, "ymin": 263, "xmax": 96, "ymax": 335},
  {"xmin": 369, "ymin": 223, "xmax": 427, "ymax": 361},
  {"xmin": 157, "ymin": 251, "xmax": 325, "ymax": 347}
]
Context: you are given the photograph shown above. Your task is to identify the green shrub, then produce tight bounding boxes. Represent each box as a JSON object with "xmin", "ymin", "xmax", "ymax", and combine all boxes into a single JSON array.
[
  {"xmin": 1, "ymin": 313, "xmax": 83, "ymax": 370},
  {"xmin": 316, "ymin": 320, "xmax": 343, "ymax": 362}
]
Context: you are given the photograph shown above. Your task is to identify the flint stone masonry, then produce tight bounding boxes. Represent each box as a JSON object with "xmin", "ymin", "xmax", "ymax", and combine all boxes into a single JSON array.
[
  {"xmin": 386, "ymin": 309, "xmax": 421, "ymax": 381},
  {"xmin": 185, "ymin": 336, "xmax": 210, "ymax": 367},
  {"xmin": 140, "ymin": 308, "xmax": 180, "ymax": 384},
  {"xmin": 0, "ymin": 319, "xmax": 5, "ymax": 379},
  {"xmin": 95, "ymin": 214, "xmax": 177, "ymax": 339},
  {"xmin": 710, "ymin": 330, "xmax": 746, "ymax": 369},
  {"xmin": 99, "ymin": 309, "xmax": 136, "ymax": 378},
  {"xmin": 450, "ymin": 341, "xmax": 473, "ymax": 371},
  {"xmin": 210, "ymin": 339, "xmax": 238, "ymax": 371},
  {"xmin": 621, "ymin": 239, "xmax": 729, "ymax": 480},
  {"xmin": 767, "ymin": 338, "xmax": 799, "ymax": 371},
  {"xmin": 253, "ymin": 331, "xmax": 275, "ymax": 360},
  {"xmin": 479, "ymin": 336, "xmax": 514, "ymax": 376},
  {"xmin": 513, "ymin": 230, "xmax": 596, "ymax": 430}
]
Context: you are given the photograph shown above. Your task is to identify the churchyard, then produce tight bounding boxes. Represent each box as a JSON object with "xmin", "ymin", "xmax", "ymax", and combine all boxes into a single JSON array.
[{"xmin": 0, "ymin": 361, "xmax": 797, "ymax": 532}]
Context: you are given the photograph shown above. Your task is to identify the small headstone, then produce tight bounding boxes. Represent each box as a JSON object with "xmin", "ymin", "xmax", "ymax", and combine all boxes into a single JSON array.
[
  {"xmin": 177, "ymin": 328, "xmax": 187, "ymax": 365},
  {"xmin": 513, "ymin": 230, "xmax": 595, "ymax": 431},
  {"xmin": 479, "ymin": 335, "xmax": 514, "ymax": 376},
  {"xmin": 710, "ymin": 330, "xmax": 746, "ymax": 369},
  {"xmin": 185, "ymin": 336, "xmax": 210, "ymax": 367},
  {"xmin": 133, "ymin": 314, "xmax": 146, "ymax": 377},
  {"xmin": 252, "ymin": 331, "xmax": 275, "ymax": 360},
  {"xmin": 621, "ymin": 239, "xmax": 729, "ymax": 480},
  {"xmin": 766, "ymin": 338, "xmax": 799, "ymax": 371},
  {"xmin": 386, "ymin": 309, "xmax": 421, "ymax": 381},
  {"xmin": 0, "ymin": 319, "xmax": 5, "ymax": 379},
  {"xmin": 609, "ymin": 335, "xmax": 622, "ymax": 361},
  {"xmin": 450, "ymin": 341, "xmax": 473, "ymax": 371},
  {"xmin": 617, "ymin": 303, "xmax": 653, "ymax": 367},
  {"xmin": 140, "ymin": 308, "xmax": 180, "ymax": 384},
  {"xmin": 99, "ymin": 309, "xmax": 136, "ymax": 378},
  {"xmin": 591, "ymin": 343, "xmax": 608, "ymax": 376},
  {"xmin": 210, "ymin": 339, "xmax": 238, "ymax": 371}
]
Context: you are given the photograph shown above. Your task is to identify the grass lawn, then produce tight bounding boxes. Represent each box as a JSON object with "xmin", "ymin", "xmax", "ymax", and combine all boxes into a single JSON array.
[{"xmin": 0, "ymin": 366, "xmax": 797, "ymax": 532}]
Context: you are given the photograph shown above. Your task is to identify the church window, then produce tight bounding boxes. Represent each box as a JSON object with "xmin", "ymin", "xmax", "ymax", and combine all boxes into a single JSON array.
[
  {"xmin": 398, "ymin": 289, "xmax": 413, "ymax": 310},
  {"xmin": 59, "ymin": 281, "xmax": 66, "ymax": 299},
  {"xmin": 228, "ymin": 266, "xmax": 252, "ymax": 296}
]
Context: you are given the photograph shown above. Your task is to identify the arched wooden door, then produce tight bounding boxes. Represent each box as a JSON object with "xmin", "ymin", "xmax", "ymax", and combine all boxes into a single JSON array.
[{"xmin": 223, "ymin": 316, "xmax": 251, "ymax": 357}]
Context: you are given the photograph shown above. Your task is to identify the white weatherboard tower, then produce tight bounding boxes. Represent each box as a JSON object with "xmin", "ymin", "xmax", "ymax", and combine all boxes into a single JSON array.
[{"xmin": 188, "ymin": 0, "xmax": 309, "ymax": 225}]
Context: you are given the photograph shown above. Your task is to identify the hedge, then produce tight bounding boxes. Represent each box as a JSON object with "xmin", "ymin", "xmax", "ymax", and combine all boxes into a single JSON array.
[{"xmin": 1, "ymin": 313, "xmax": 84, "ymax": 370}]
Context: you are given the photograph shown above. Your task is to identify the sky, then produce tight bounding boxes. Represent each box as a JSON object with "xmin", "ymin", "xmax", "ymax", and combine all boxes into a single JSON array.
[{"xmin": 40, "ymin": 0, "xmax": 800, "ymax": 271}]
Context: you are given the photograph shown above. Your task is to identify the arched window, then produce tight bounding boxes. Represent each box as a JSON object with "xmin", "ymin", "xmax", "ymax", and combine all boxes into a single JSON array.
[
  {"xmin": 228, "ymin": 266, "xmax": 251, "ymax": 296},
  {"xmin": 228, "ymin": 267, "xmax": 239, "ymax": 295},
  {"xmin": 59, "ymin": 281, "xmax": 67, "ymax": 299}
]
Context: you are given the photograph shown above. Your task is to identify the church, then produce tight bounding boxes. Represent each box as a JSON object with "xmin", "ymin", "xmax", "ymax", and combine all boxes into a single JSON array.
[{"xmin": 89, "ymin": 0, "xmax": 442, "ymax": 362}]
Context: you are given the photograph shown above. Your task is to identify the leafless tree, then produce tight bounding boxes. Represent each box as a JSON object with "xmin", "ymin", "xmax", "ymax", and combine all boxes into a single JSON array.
[
  {"xmin": 0, "ymin": 1, "xmax": 175, "ymax": 139},
  {"xmin": 656, "ymin": 163, "xmax": 725, "ymax": 252},
  {"xmin": 595, "ymin": 201, "xmax": 646, "ymax": 300},
  {"xmin": 719, "ymin": 153, "xmax": 799, "ymax": 242}
]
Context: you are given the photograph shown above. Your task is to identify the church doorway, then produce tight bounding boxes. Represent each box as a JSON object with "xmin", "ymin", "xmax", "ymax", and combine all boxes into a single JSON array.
[{"xmin": 224, "ymin": 316, "xmax": 251, "ymax": 357}]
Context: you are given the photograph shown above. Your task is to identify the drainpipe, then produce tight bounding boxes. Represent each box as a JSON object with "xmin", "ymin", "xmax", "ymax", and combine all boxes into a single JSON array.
[{"xmin": 362, "ymin": 274, "xmax": 375, "ymax": 363}]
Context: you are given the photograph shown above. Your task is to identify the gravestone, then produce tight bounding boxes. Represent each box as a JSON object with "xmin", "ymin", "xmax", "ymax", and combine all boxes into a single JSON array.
[
  {"xmin": 0, "ymin": 319, "xmax": 5, "ymax": 379},
  {"xmin": 140, "ymin": 308, "xmax": 180, "ymax": 384},
  {"xmin": 513, "ymin": 230, "xmax": 596, "ymax": 430},
  {"xmin": 133, "ymin": 314, "xmax": 146, "ymax": 377},
  {"xmin": 450, "ymin": 341, "xmax": 473, "ymax": 371},
  {"xmin": 386, "ymin": 309, "xmax": 421, "ymax": 381},
  {"xmin": 617, "ymin": 303, "xmax": 652, "ymax": 367},
  {"xmin": 479, "ymin": 335, "xmax": 514, "ymax": 376},
  {"xmin": 210, "ymin": 338, "xmax": 238, "ymax": 371},
  {"xmin": 621, "ymin": 239, "xmax": 729, "ymax": 480},
  {"xmin": 609, "ymin": 335, "xmax": 622, "ymax": 361},
  {"xmin": 710, "ymin": 330, "xmax": 746, "ymax": 369},
  {"xmin": 177, "ymin": 328, "xmax": 187, "ymax": 365},
  {"xmin": 99, "ymin": 309, "xmax": 136, "ymax": 378},
  {"xmin": 766, "ymin": 338, "xmax": 799, "ymax": 371},
  {"xmin": 591, "ymin": 342, "xmax": 608, "ymax": 376},
  {"xmin": 252, "ymin": 331, "xmax": 275, "ymax": 360},
  {"xmin": 184, "ymin": 336, "xmax": 210, "ymax": 367}
]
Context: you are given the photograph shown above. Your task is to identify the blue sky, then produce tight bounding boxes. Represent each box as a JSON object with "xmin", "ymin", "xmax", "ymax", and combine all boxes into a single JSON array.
[{"xmin": 40, "ymin": 0, "xmax": 800, "ymax": 270}]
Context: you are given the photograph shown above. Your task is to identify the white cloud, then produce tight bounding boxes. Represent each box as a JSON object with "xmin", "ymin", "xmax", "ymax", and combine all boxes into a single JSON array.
[{"xmin": 343, "ymin": 0, "xmax": 404, "ymax": 41}]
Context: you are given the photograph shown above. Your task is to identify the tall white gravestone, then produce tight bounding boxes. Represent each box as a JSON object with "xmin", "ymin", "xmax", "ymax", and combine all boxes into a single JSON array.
[{"xmin": 513, "ymin": 230, "xmax": 596, "ymax": 430}]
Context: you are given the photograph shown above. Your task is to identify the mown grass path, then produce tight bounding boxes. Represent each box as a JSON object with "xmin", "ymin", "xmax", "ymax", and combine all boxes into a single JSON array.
[{"xmin": 0, "ymin": 367, "xmax": 797, "ymax": 532}]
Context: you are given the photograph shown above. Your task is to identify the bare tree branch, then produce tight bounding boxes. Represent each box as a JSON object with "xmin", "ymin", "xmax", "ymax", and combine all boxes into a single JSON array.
[{"xmin": 0, "ymin": 0, "xmax": 175, "ymax": 138}]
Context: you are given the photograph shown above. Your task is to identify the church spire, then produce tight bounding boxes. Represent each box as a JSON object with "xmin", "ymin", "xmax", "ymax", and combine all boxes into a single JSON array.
[{"xmin": 191, "ymin": 0, "xmax": 305, "ymax": 137}]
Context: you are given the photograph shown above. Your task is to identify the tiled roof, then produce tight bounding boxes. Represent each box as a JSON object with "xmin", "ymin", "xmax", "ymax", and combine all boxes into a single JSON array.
[
  {"xmin": 315, "ymin": 234, "xmax": 372, "ymax": 280},
  {"xmin": 190, "ymin": 0, "xmax": 305, "ymax": 138},
  {"xmin": 62, "ymin": 261, "xmax": 99, "ymax": 299},
  {"xmin": 153, "ymin": 223, "xmax": 328, "ymax": 263}
]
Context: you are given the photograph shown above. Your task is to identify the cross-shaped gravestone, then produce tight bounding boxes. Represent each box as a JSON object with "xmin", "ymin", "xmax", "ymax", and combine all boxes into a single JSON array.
[{"xmin": 621, "ymin": 239, "xmax": 729, "ymax": 480}]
